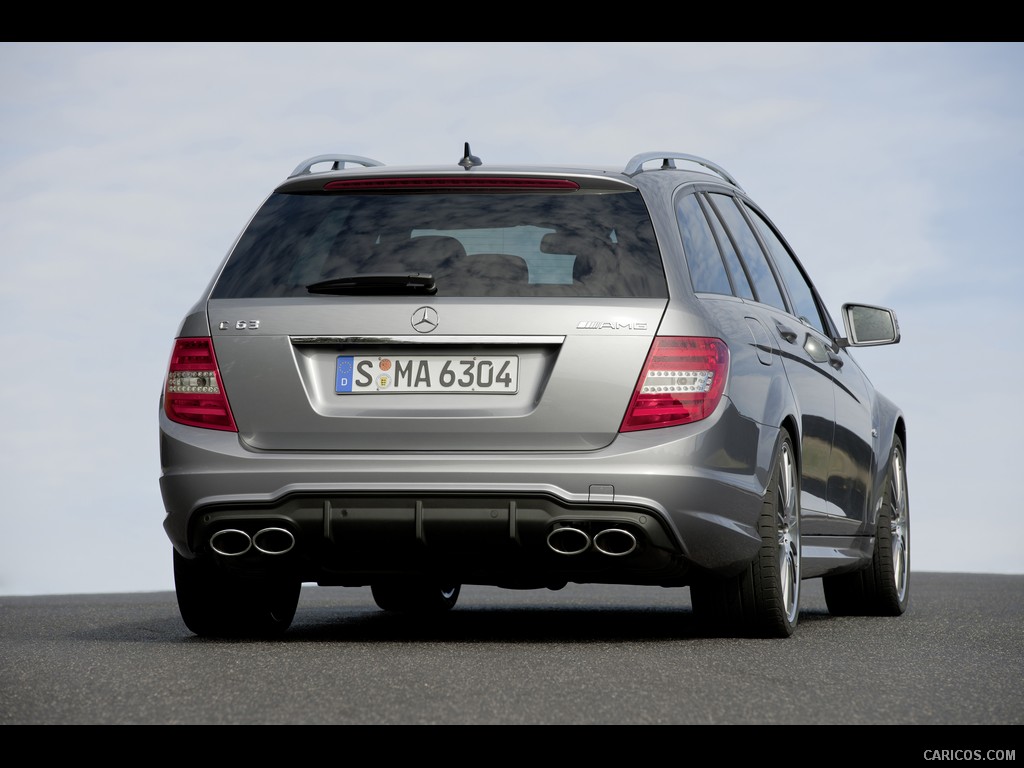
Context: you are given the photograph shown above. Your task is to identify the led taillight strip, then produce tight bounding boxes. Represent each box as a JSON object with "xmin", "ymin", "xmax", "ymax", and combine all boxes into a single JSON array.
[
  {"xmin": 619, "ymin": 337, "xmax": 729, "ymax": 432},
  {"xmin": 163, "ymin": 337, "xmax": 237, "ymax": 432}
]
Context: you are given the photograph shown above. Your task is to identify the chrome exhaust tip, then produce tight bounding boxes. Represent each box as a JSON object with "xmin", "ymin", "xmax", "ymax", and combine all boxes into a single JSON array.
[
  {"xmin": 209, "ymin": 528, "xmax": 252, "ymax": 557},
  {"xmin": 547, "ymin": 526, "xmax": 590, "ymax": 556},
  {"xmin": 253, "ymin": 527, "xmax": 296, "ymax": 555},
  {"xmin": 593, "ymin": 528, "xmax": 637, "ymax": 556}
]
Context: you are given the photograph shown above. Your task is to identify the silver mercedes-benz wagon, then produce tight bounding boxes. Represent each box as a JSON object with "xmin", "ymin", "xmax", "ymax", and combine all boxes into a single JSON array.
[{"xmin": 159, "ymin": 145, "xmax": 910, "ymax": 638}]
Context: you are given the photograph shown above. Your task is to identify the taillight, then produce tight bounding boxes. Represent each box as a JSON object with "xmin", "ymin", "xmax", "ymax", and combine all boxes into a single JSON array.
[
  {"xmin": 619, "ymin": 337, "xmax": 729, "ymax": 432},
  {"xmin": 163, "ymin": 337, "xmax": 237, "ymax": 432}
]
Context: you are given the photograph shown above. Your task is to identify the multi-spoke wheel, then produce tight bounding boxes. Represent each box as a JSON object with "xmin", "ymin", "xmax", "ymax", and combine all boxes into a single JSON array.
[
  {"xmin": 823, "ymin": 435, "xmax": 910, "ymax": 616},
  {"xmin": 774, "ymin": 436, "xmax": 801, "ymax": 630},
  {"xmin": 692, "ymin": 429, "xmax": 801, "ymax": 638}
]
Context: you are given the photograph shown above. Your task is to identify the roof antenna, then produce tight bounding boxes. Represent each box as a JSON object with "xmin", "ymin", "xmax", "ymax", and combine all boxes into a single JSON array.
[{"xmin": 459, "ymin": 142, "xmax": 481, "ymax": 170}]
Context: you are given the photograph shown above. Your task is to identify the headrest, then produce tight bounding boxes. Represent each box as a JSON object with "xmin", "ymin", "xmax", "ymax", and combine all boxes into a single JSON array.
[
  {"xmin": 393, "ymin": 235, "xmax": 467, "ymax": 262},
  {"xmin": 539, "ymin": 231, "xmax": 612, "ymax": 255},
  {"xmin": 457, "ymin": 253, "xmax": 529, "ymax": 281}
]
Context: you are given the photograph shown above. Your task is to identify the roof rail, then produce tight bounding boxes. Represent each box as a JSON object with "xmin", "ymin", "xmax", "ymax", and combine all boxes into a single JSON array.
[
  {"xmin": 289, "ymin": 154, "xmax": 385, "ymax": 178},
  {"xmin": 624, "ymin": 152, "xmax": 742, "ymax": 189}
]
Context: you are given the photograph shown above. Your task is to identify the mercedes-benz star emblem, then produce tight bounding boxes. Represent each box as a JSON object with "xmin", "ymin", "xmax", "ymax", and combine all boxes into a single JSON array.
[{"xmin": 411, "ymin": 306, "xmax": 439, "ymax": 333}]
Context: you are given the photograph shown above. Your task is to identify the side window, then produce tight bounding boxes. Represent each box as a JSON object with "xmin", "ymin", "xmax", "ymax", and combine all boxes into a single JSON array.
[
  {"xmin": 708, "ymin": 193, "xmax": 786, "ymax": 311},
  {"xmin": 676, "ymin": 193, "xmax": 732, "ymax": 295},
  {"xmin": 703, "ymin": 195, "xmax": 754, "ymax": 300},
  {"xmin": 744, "ymin": 204, "xmax": 827, "ymax": 335}
]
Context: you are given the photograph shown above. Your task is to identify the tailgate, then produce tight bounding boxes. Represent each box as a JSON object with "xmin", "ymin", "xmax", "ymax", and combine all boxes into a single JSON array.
[{"xmin": 209, "ymin": 297, "xmax": 665, "ymax": 451}]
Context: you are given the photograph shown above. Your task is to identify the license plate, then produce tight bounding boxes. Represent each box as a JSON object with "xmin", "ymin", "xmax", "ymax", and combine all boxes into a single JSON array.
[{"xmin": 336, "ymin": 355, "xmax": 519, "ymax": 394}]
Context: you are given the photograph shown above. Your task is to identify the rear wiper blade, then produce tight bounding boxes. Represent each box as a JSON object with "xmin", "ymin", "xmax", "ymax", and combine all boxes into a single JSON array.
[{"xmin": 306, "ymin": 273, "xmax": 437, "ymax": 295}]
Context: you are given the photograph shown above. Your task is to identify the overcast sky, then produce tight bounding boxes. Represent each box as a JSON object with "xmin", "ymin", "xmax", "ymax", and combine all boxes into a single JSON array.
[{"xmin": 1, "ymin": 42, "xmax": 1021, "ymax": 596}]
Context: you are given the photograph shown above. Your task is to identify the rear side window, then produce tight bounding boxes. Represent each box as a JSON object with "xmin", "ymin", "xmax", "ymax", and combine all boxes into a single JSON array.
[
  {"xmin": 211, "ymin": 189, "xmax": 667, "ymax": 299},
  {"xmin": 708, "ymin": 193, "xmax": 786, "ymax": 311},
  {"xmin": 676, "ymin": 193, "xmax": 732, "ymax": 295},
  {"xmin": 703, "ymin": 196, "xmax": 755, "ymax": 300}
]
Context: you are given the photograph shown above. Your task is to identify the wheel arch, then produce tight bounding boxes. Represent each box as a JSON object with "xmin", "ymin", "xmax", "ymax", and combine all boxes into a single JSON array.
[
  {"xmin": 753, "ymin": 414, "xmax": 801, "ymax": 503},
  {"xmin": 778, "ymin": 414, "xmax": 802, "ymax": 481},
  {"xmin": 895, "ymin": 416, "xmax": 907, "ymax": 462},
  {"xmin": 866, "ymin": 413, "xmax": 908, "ymax": 532}
]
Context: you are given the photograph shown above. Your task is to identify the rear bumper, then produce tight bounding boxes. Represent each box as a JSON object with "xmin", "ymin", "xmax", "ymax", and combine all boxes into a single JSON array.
[{"xmin": 159, "ymin": 400, "xmax": 777, "ymax": 587}]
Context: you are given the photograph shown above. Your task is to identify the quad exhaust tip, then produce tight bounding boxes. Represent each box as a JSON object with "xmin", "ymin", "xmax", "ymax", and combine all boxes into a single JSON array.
[
  {"xmin": 547, "ymin": 526, "xmax": 637, "ymax": 557},
  {"xmin": 209, "ymin": 527, "xmax": 296, "ymax": 557},
  {"xmin": 210, "ymin": 523, "xmax": 635, "ymax": 558}
]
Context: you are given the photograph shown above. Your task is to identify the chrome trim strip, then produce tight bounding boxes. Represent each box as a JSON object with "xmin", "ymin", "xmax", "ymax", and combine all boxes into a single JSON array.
[{"xmin": 290, "ymin": 335, "xmax": 566, "ymax": 345}]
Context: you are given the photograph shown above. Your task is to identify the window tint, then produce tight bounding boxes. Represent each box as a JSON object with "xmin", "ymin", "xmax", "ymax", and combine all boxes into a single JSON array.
[
  {"xmin": 745, "ymin": 203, "xmax": 826, "ymax": 335},
  {"xmin": 676, "ymin": 193, "xmax": 732, "ymax": 295},
  {"xmin": 212, "ymin": 190, "xmax": 667, "ymax": 299},
  {"xmin": 708, "ymin": 193, "xmax": 786, "ymax": 311}
]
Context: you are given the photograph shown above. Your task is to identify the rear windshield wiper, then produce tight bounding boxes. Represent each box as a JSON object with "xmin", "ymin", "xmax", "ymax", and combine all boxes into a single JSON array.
[{"xmin": 306, "ymin": 273, "xmax": 437, "ymax": 296}]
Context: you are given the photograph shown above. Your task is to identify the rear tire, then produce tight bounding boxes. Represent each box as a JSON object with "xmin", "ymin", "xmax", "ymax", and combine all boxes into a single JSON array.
[
  {"xmin": 173, "ymin": 549, "xmax": 301, "ymax": 638},
  {"xmin": 371, "ymin": 579, "xmax": 461, "ymax": 613},
  {"xmin": 691, "ymin": 430, "xmax": 801, "ymax": 638},
  {"xmin": 823, "ymin": 435, "xmax": 910, "ymax": 616}
]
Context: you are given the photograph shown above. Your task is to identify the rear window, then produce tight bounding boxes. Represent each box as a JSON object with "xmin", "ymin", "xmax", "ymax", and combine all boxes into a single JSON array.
[{"xmin": 211, "ymin": 189, "xmax": 667, "ymax": 299}]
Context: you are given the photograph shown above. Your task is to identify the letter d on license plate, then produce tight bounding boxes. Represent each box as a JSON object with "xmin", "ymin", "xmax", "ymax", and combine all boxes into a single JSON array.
[{"xmin": 336, "ymin": 355, "xmax": 518, "ymax": 394}]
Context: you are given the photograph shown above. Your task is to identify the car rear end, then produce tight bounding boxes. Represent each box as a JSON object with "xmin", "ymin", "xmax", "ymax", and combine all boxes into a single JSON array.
[{"xmin": 159, "ymin": 157, "xmax": 764, "ymax": 600}]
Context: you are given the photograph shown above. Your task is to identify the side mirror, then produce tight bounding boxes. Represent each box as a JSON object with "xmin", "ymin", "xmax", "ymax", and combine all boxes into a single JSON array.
[{"xmin": 839, "ymin": 303, "xmax": 901, "ymax": 347}]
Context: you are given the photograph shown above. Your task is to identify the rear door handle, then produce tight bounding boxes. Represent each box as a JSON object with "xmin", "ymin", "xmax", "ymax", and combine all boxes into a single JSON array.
[{"xmin": 774, "ymin": 321, "xmax": 798, "ymax": 343}]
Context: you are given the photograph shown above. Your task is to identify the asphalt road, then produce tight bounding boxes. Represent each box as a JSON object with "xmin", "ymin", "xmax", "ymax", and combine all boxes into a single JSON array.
[{"xmin": 1, "ymin": 572, "xmax": 1021, "ymax": 730}]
